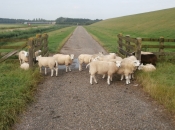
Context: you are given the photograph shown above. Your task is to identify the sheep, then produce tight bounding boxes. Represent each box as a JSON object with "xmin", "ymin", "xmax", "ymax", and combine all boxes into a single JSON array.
[
  {"xmin": 138, "ymin": 63, "xmax": 156, "ymax": 72},
  {"xmin": 53, "ymin": 54, "xmax": 74, "ymax": 72},
  {"xmin": 117, "ymin": 58, "xmax": 140, "ymax": 84},
  {"xmin": 78, "ymin": 52, "xmax": 103, "ymax": 71},
  {"xmin": 95, "ymin": 53, "xmax": 117, "ymax": 61},
  {"xmin": 35, "ymin": 50, "xmax": 41, "ymax": 57},
  {"xmin": 20, "ymin": 62, "xmax": 29, "ymax": 70},
  {"xmin": 131, "ymin": 51, "xmax": 157, "ymax": 66},
  {"xmin": 87, "ymin": 60, "xmax": 121, "ymax": 85},
  {"xmin": 18, "ymin": 50, "xmax": 29, "ymax": 64},
  {"xmin": 36, "ymin": 55, "xmax": 58, "ymax": 77}
]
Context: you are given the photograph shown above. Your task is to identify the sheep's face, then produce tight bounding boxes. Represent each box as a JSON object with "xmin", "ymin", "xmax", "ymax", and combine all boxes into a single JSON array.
[
  {"xmin": 116, "ymin": 61, "xmax": 121, "ymax": 67},
  {"xmin": 36, "ymin": 55, "xmax": 41, "ymax": 61},
  {"xmin": 70, "ymin": 54, "xmax": 74, "ymax": 60},
  {"xmin": 133, "ymin": 60, "xmax": 140, "ymax": 67},
  {"xmin": 138, "ymin": 63, "xmax": 144, "ymax": 70},
  {"xmin": 24, "ymin": 52, "xmax": 29, "ymax": 57}
]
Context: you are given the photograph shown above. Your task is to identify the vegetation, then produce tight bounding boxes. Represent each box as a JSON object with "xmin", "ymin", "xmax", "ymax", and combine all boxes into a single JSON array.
[
  {"xmin": 84, "ymin": 7, "xmax": 175, "ymax": 114},
  {"xmin": 0, "ymin": 25, "xmax": 70, "ymax": 40},
  {"xmin": 56, "ymin": 17, "xmax": 102, "ymax": 25},
  {"xmin": 0, "ymin": 26, "xmax": 75, "ymax": 130},
  {"xmin": 0, "ymin": 18, "xmax": 54, "ymax": 24}
]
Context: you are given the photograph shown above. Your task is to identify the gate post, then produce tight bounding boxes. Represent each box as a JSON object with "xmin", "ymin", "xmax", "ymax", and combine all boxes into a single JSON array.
[
  {"xmin": 28, "ymin": 38, "xmax": 34, "ymax": 68},
  {"xmin": 136, "ymin": 38, "xmax": 142, "ymax": 61}
]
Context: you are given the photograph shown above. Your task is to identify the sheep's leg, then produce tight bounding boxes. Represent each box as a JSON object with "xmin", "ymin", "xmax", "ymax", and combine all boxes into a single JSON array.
[
  {"xmin": 120, "ymin": 75, "xmax": 124, "ymax": 80},
  {"xmin": 65, "ymin": 66, "xmax": 68, "ymax": 72},
  {"xmin": 110, "ymin": 75, "xmax": 113, "ymax": 81},
  {"xmin": 79, "ymin": 64, "xmax": 82, "ymax": 71},
  {"xmin": 45, "ymin": 68, "xmax": 47, "ymax": 75},
  {"xmin": 55, "ymin": 68, "xmax": 58, "ymax": 76},
  {"xmin": 125, "ymin": 75, "xmax": 130, "ymax": 84},
  {"xmin": 90, "ymin": 75, "xmax": 93, "ymax": 84},
  {"xmin": 93, "ymin": 75, "xmax": 98, "ymax": 84},
  {"xmin": 68, "ymin": 66, "xmax": 71, "ymax": 71},
  {"xmin": 51, "ymin": 69, "xmax": 54, "ymax": 77},
  {"xmin": 102, "ymin": 74, "xmax": 105, "ymax": 79},
  {"xmin": 107, "ymin": 76, "xmax": 110, "ymax": 85}
]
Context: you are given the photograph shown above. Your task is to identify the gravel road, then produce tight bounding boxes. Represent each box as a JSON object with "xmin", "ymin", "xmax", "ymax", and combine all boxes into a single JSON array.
[{"xmin": 13, "ymin": 26, "xmax": 175, "ymax": 130}]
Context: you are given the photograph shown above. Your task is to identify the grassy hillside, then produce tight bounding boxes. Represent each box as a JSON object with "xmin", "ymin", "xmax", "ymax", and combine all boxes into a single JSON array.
[
  {"xmin": 84, "ymin": 8, "xmax": 175, "ymax": 115},
  {"xmin": 84, "ymin": 8, "xmax": 175, "ymax": 52}
]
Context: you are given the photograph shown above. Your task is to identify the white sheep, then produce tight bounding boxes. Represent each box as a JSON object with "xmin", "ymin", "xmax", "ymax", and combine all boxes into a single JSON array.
[
  {"xmin": 18, "ymin": 50, "xmax": 29, "ymax": 64},
  {"xmin": 36, "ymin": 55, "xmax": 58, "ymax": 77},
  {"xmin": 35, "ymin": 50, "xmax": 41, "ymax": 57},
  {"xmin": 87, "ymin": 60, "xmax": 121, "ymax": 85},
  {"xmin": 138, "ymin": 63, "xmax": 156, "ymax": 72},
  {"xmin": 78, "ymin": 52, "xmax": 103, "ymax": 71},
  {"xmin": 95, "ymin": 53, "xmax": 117, "ymax": 61},
  {"xmin": 53, "ymin": 54, "xmax": 74, "ymax": 72},
  {"xmin": 117, "ymin": 58, "xmax": 140, "ymax": 84},
  {"xmin": 20, "ymin": 62, "xmax": 29, "ymax": 70}
]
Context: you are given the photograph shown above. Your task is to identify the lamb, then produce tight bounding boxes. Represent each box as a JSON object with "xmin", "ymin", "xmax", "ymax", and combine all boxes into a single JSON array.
[
  {"xmin": 87, "ymin": 60, "xmax": 121, "ymax": 85},
  {"xmin": 53, "ymin": 54, "xmax": 74, "ymax": 72},
  {"xmin": 36, "ymin": 55, "xmax": 58, "ymax": 77},
  {"xmin": 131, "ymin": 51, "xmax": 157, "ymax": 66},
  {"xmin": 78, "ymin": 52, "xmax": 103, "ymax": 71},
  {"xmin": 20, "ymin": 62, "xmax": 29, "ymax": 70},
  {"xmin": 138, "ymin": 63, "xmax": 156, "ymax": 72},
  {"xmin": 117, "ymin": 57, "xmax": 140, "ymax": 84},
  {"xmin": 95, "ymin": 53, "xmax": 117, "ymax": 61},
  {"xmin": 18, "ymin": 50, "xmax": 29, "ymax": 64}
]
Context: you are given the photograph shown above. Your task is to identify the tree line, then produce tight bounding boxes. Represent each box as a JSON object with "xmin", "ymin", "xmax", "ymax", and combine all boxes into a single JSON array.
[
  {"xmin": 0, "ymin": 18, "xmax": 54, "ymax": 24},
  {"xmin": 55, "ymin": 17, "xmax": 102, "ymax": 25},
  {"xmin": 0, "ymin": 17, "xmax": 102, "ymax": 25}
]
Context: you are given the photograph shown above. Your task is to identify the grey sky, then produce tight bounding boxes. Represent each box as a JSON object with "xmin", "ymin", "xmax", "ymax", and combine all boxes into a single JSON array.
[{"xmin": 1, "ymin": 0, "xmax": 175, "ymax": 20}]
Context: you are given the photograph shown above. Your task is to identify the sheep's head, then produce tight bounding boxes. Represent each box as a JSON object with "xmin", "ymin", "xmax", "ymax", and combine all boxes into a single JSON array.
[
  {"xmin": 24, "ymin": 52, "xmax": 29, "ymax": 57},
  {"xmin": 70, "ymin": 54, "xmax": 74, "ymax": 60},
  {"xmin": 36, "ymin": 55, "xmax": 42, "ymax": 61},
  {"xmin": 116, "ymin": 61, "xmax": 121, "ymax": 68},
  {"xmin": 133, "ymin": 60, "xmax": 140, "ymax": 67},
  {"xmin": 138, "ymin": 63, "xmax": 144, "ymax": 70}
]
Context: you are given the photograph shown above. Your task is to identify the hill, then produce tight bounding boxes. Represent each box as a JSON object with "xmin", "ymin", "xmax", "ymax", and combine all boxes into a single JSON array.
[{"xmin": 88, "ymin": 7, "xmax": 175, "ymax": 38}]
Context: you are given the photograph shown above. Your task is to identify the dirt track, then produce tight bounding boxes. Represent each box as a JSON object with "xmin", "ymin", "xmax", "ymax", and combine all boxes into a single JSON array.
[{"xmin": 13, "ymin": 26, "xmax": 175, "ymax": 130}]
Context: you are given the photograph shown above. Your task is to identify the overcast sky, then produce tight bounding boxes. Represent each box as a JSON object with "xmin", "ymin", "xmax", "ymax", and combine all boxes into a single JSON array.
[{"xmin": 1, "ymin": 0, "xmax": 175, "ymax": 20}]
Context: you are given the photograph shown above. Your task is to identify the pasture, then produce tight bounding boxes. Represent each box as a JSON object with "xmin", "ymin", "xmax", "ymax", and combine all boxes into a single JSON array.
[{"xmin": 84, "ymin": 7, "xmax": 175, "ymax": 114}]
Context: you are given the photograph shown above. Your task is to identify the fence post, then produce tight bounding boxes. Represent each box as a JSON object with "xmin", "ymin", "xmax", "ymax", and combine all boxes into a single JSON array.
[
  {"xmin": 118, "ymin": 33, "xmax": 123, "ymax": 54},
  {"xmin": 125, "ymin": 35, "xmax": 130, "ymax": 56},
  {"xmin": 159, "ymin": 36, "xmax": 164, "ymax": 54},
  {"xmin": 28, "ymin": 38, "xmax": 34, "ymax": 68},
  {"xmin": 136, "ymin": 38, "xmax": 142, "ymax": 61}
]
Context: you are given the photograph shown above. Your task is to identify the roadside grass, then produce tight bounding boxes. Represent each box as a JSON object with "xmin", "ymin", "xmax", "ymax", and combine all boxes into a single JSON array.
[
  {"xmin": 47, "ymin": 26, "xmax": 76, "ymax": 53},
  {"xmin": 0, "ymin": 26, "xmax": 76, "ymax": 130},
  {"xmin": 84, "ymin": 8, "xmax": 175, "ymax": 114}
]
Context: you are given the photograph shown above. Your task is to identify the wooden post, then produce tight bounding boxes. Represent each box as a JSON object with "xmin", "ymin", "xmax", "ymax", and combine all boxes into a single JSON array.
[
  {"xmin": 136, "ymin": 38, "xmax": 142, "ymax": 61},
  {"xmin": 125, "ymin": 35, "xmax": 130, "ymax": 56},
  {"xmin": 28, "ymin": 38, "xmax": 34, "ymax": 68},
  {"xmin": 159, "ymin": 36, "xmax": 164, "ymax": 53},
  {"xmin": 117, "ymin": 33, "xmax": 123, "ymax": 54}
]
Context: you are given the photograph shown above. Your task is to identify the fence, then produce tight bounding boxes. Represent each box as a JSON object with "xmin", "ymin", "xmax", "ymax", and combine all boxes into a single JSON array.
[
  {"xmin": 117, "ymin": 33, "xmax": 175, "ymax": 60},
  {"xmin": 28, "ymin": 33, "xmax": 49, "ymax": 68},
  {"xmin": 0, "ymin": 33, "xmax": 49, "ymax": 68},
  {"xmin": 0, "ymin": 39, "xmax": 27, "ymax": 63}
]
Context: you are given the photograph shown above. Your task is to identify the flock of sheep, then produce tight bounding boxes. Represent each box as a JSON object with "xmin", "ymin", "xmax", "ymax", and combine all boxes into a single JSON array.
[{"xmin": 18, "ymin": 50, "xmax": 156, "ymax": 85}]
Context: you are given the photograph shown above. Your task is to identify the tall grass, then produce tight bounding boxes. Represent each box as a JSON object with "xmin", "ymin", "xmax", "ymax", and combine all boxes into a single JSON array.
[
  {"xmin": 0, "ymin": 26, "xmax": 76, "ymax": 130},
  {"xmin": 84, "ymin": 8, "xmax": 175, "ymax": 114},
  {"xmin": 0, "ymin": 60, "xmax": 42, "ymax": 130}
]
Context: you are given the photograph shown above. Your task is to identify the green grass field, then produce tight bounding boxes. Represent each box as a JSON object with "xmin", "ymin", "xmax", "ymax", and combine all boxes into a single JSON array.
[
  {"xmin": 84, "ymin": 7, "xmax": 175, "ymax": 115},
  {"xmin": 0, "ymin": 26, "xmax": 76, "ymax": 130}
]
